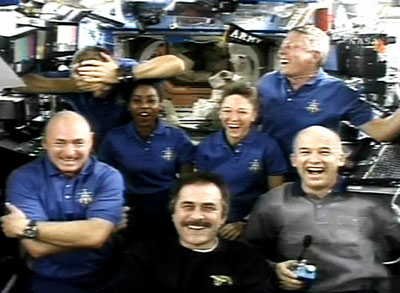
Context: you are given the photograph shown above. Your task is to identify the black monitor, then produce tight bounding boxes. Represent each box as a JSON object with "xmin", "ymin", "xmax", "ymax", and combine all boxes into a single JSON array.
[{"xmin": 0, "ymin": 96, "xmax": 26, "ymax": 128}]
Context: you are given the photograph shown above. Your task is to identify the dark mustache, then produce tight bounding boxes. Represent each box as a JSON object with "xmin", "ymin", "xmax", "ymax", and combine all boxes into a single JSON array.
[{"xmin": 183, "ymin": 220, "xmax": 212, "ymax": 228}]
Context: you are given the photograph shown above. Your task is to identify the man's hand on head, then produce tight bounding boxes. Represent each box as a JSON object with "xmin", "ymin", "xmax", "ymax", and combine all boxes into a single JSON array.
[
  {"xmin": 72, "ymin": 78, "xmax": 111, "ymax": 94},
  {"xmin": 75, "ymin": 53, "xmax": 119, "ymax": 84},
  {"xmin": 1, "ymin": 203, "xmax": 29, "ymax": 238},
  {"xmin": 71, "ymin": 66, "xmax": 112, "ymax": 95},
  {"xmin": 276, "ymin": 260, "xmax": 306, "ymax": 291}
]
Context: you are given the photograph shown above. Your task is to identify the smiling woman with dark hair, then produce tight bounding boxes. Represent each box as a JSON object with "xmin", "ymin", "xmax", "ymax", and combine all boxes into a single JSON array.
[{"xmin": 97, "ymin": 80, "xmax": 194, "ymax": 245}]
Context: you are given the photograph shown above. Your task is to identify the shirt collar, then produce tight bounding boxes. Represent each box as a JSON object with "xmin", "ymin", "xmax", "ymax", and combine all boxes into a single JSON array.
[
  {"xmin": 216, "ymin": 128, "xmax": 257, "ymax": 146},
  {"xmin": 180, "ymin": 237, "xmax": 225, "ymax": 254},
  {"xmin": 127, "ymin": 119, "xmax": 167, "ymax": 138},
  {"xmin": 43, "ymin": 154, "xmax": 94, "ymax": 177},
  {"xmin": 278, "ymin": 68, "xmax": 327, "ymax": 87},
  {"xmin": 292, "ymin": 175, "xmax": 347, "ymax": 197}
]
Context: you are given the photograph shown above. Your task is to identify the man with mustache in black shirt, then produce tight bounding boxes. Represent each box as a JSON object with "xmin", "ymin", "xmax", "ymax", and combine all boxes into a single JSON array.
[{"xmin": 121, "ymin": 172, "xmax": 276, "ymax": 293}]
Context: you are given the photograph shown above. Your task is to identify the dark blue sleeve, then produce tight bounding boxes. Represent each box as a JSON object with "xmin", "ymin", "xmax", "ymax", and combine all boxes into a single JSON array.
[
  {"xmin": 41, "ymin": 58, "xmax": 140, "ymax": 78},
  {"xmin": 6, "ymin": 168, "xmax": 49, "ymax": 221},
  {"xmin": 119, "ymin": 58, "xmax": 140, "ymax": 71},
  {"xmin": 88, "ymin": 165, "xmax": 124, "ymax": 225},
  {"xmin": 193, "ymin": 138, "xmax": 211, "ymax": 171},
  {"xmin": 262, "ymin": 136, "xmax": 289, "ymax": 175},
  {"xmin": 42, "ymin": 71, "xmax": 71, "ymax": 78},
  {"xmin": 97, "ymin": 133, "xmax": 119, "ymax": 168},
  {"xmin": 176, "ymin": 129, "xmax": 195, "ymax": 165},
  {"xmin": 341, "ymin": 86, "xmax": 374, "ymax": 127}
]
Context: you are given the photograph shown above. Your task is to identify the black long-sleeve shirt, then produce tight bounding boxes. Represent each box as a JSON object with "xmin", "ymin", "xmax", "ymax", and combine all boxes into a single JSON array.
[{"xmin": 121, "ymin": 236, "xmax": 276, "ymax": 293}]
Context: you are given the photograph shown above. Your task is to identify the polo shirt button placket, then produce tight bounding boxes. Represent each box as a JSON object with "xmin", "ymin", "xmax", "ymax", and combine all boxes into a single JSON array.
[
  {"xmin": 64, "ymin": 183, "xmax": 73, "ymax": 200},
  {"xmin": 234, "ymin": 145, "xmax": 241, "ymax": 160},
  {"xmin": 315, "ymin": 204, "xmax": 327, "ymax": 223},
  {"xmin": 144, "ymin": 140, "xmax": 151, "ymax": 151},
  {"xmin": 286, "ymin": 89, "xmax": 293, "ymax": 102}
]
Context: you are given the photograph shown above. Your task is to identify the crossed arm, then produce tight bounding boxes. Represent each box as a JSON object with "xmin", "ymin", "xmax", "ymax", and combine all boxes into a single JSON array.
[
  {"xmin": 2, "ymin": 166, "xmax": 125, "ymax": 259},
  {"xmin": 1, "ymin": 203, "xmax": 114, "ymax": 258}
]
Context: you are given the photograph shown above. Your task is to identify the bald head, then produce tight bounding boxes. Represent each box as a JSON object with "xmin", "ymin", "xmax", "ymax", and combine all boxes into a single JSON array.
[
  {"xmin": 291, "ymin": 126, "xmax": 345, "ymax": 197},
  {"xmin": 45, "ymin": 111, "xmax": 91, "ymax": 136},
  {"xmin": 293, "ymin": 126, "xmax": 343, "ymax": 155},
  {"xmin": 43, "ymin": 111, "xmax": 93, "ymax": 177}
]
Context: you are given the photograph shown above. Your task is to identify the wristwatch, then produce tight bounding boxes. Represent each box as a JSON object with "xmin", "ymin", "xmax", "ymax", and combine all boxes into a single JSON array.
[
  {"xmin": 117, "ymin": 66, "xmax": 134, "ymax": 83},
  {"xmin": 23, "ymin": 220, "xmax": 39, "ymax": 239}
]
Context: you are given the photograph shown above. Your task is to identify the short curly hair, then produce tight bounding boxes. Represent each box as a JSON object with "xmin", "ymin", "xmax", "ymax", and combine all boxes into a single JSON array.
[{"xmin": 220, "ymin": 81, "xmax": 259, "ymax": 111}]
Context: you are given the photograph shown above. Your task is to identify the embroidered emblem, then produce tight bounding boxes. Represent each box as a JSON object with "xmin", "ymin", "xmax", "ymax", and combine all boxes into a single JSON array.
[
  {"xmin": 161, "ymin": 147, "xmax": 176, "ymax": 161},
  {"xmin": 77, "ymin": 189, "xmax": 94, "ymax": 206},
  {"xmin": 306, "ymin": 100, "xmax": 321, "ymax": 114},
  {"xmin": 248, "ymin": 159, "xmax": 262, "ymax": 173},
  {"xmin": 210, "ymin": 275, "xmax": 233, "ymax": 286}
]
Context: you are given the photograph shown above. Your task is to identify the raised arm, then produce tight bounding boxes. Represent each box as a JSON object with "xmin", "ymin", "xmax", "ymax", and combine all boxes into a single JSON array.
[
  {"xmin": 16, "ymin": 73, "xmax": 78, "ymax": 94},
  {"xmin": 76, "ymin": 53, "xmax": 186, "ymax": 84},
  {"xmin": 361, "ymin": 109, "xmax": 400, "ymax": 142},
  {"xmin": 132, "ymin": 55, "xmax": 186, "ymax": 79}
]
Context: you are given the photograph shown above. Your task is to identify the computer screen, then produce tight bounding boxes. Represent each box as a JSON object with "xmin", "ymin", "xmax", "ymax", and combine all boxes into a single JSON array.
[
  {"xmin": 0, "ymin": 28, "xmax": 38, "ymax": 74},
  {"xmin": 0, "ymin": 97, "xmax": 25, "ymax": 122},
  {"xmin": 36, "ymin": 30, "xmax": 46, "ymax": 59},
  {"xmin": 13, "ymin": 32, "xmax": 36, "ymax": 64},
  {"xmin": 323, "ymin": 43, "xmax": 339, "ymax": 75},
  {"xmin": 52, "ymin": 24, "xmax": 78, "ymax": 53}
]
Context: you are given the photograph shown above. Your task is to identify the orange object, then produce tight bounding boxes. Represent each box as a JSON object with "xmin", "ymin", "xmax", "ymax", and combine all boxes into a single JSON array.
[{"xmin": 315, "ymin": 8, "xmax": 333, "ymax": 32}]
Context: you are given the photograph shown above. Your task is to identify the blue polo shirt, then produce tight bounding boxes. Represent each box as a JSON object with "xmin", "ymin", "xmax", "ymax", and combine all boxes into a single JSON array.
[
  {"xmin": 6, "ymin": 155, "xmax": 124, "ymax": 281},
  {"xmin": 258, "ymin": 69, "xmax": 373, "ymax": 160},
  {"xmin": 98, "ymin": 119, "xmax": 194, "ymax": 203},
  {"xmin": 65, "ymin": 84, "xmax": 132, "ymax": 145},
  {"xmin": 194, "ymin": 129, "xmax": 288, "ymax": 222}
]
